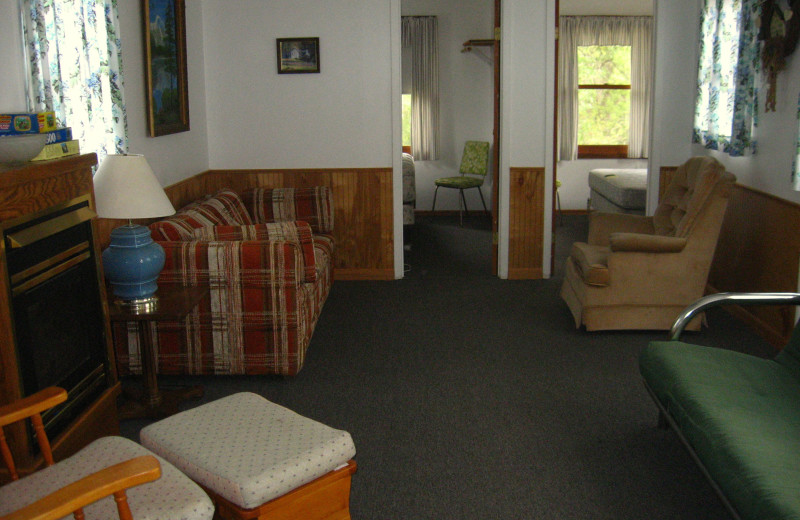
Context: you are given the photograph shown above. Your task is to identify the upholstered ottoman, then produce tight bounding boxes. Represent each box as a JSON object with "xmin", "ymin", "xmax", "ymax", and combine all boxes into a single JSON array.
[{"xmin": 140, "ymin": 392, "xmax": 357, "ymax": 520}]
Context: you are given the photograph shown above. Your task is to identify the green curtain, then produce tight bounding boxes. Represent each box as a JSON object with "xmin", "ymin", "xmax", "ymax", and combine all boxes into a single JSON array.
[
  {"xmin": 20, "ymin": 0, "xmax": 128, "ymax": 160},
  {"xmin": 693, "ymin": 0, "xmax": 760, "ymax": 157}
]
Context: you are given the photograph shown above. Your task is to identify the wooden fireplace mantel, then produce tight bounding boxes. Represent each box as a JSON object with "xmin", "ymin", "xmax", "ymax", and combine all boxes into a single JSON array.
[{"xmin": 0, "ymin": 154, "xmax": 121, "ymax": 480}]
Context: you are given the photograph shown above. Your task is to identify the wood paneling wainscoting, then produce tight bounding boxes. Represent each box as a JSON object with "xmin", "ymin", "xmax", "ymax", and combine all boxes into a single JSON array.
[
  {"xmin": 508, "ymin": 167, "xmax": 545, "ymax": 279},
  {"xmin": 96, "ymin": 167, "xmax": 395, "ymax": 280},
  {"xmin": 708, "ymin": 184, "xmax": 800, "ymax": 347},
  {"xmin": 662, "ymin": 165, "xmax": 800, "ymax": 347}
]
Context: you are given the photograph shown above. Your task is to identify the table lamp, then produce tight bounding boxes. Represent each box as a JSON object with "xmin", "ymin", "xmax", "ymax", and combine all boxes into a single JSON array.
[{"xmin": 93, "ymin": 154, "xmax": 175, "ymax": 311}]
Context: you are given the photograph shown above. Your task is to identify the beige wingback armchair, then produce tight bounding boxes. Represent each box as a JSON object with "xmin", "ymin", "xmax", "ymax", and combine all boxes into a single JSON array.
[{"xmin": 560, "ymin": 156, "xmax": 736, "ymax": 331}]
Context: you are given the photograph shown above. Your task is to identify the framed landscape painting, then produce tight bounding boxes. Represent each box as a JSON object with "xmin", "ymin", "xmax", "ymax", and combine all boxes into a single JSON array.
[
  {"xmin": 144, "ymin": 0, "xmax": 190, "ymax": 136},
  {"xmin": 277, "ymin": 38, "xmax": 320, "ymax": 74}
]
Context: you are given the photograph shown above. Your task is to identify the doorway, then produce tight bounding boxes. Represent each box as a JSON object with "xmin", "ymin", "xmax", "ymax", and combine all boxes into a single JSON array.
[
  {"xmin": 551, "ymin": 0, "xmax": 656, "ymax": 271},
  {"xmin": 399, "ymin": 0, "xmax": 501, "ymax": 276}
]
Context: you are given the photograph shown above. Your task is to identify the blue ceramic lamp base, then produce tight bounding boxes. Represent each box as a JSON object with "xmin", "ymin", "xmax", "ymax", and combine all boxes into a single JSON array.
[{"xmin": 102, "ymin": 224, "xmax": 165, "ymax": 311}]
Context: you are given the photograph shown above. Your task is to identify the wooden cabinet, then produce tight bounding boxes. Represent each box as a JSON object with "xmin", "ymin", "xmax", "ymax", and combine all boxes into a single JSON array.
[{"xmin": 0, "ymin": 154, "xmax": 120, "ymax": 479}]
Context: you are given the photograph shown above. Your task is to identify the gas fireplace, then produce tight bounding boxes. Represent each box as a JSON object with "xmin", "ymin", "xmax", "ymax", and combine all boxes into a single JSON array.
[{"xmin": 3, "ymin": 194, "xmax": 109, "ymax": 440}]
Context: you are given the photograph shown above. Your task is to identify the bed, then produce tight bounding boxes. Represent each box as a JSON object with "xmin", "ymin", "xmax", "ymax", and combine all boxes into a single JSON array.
[
  {"xmin": 402, "ymin": 153, "xmax": 416, "ymax": 225},
  {"xmin": 588, "ymin": 168, "xmax": 647, "ymax": 215}
]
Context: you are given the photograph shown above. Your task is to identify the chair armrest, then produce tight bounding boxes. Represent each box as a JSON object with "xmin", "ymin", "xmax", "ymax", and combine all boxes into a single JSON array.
[
  {"xmin": 0, "ymin": 387, "xmax": 66, "ymax": 428},
  {"xmin": 0, "ymin": 456, "xmax": 161, "ymax": 520},
  {"xmin": 609, "ymin": 233, "xmax": 687, "ymax": 253},
  {"xmin": 242, "ymin": 187, "xmax": 334, "ymax": 234},
  {"xmin": 670, "ymin": 292, "xmax": 800, "ymax": 340},
  {"xmin": 588, "ymin": 212, "xmax": 655, "ymax": 246}
]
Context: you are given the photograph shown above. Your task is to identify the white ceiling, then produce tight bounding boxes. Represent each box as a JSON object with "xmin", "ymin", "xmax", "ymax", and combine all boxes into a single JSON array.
[{"xmin": 560, "ymin": 0, "xmax": 653, "ymax": 16}]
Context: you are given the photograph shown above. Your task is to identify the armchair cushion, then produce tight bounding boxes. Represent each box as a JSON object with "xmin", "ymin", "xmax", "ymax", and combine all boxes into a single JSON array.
[
  {"xmin": 242, "ymin": 187, "xmax": 334, "ymax": 234},
  {"xmin": 192, "ymin": 221, "xmax": 318, "ymax": 283},
  {"xmin": 609, "ymin": 232, "xmax": 687, "ymax": 253}
]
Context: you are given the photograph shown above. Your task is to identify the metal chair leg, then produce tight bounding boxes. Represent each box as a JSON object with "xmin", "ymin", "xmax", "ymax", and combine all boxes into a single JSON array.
[
  {"xmin": 476, "ymin": 187, "xmax": 488, "ymax": 214},
  {"xmin": 459, "ymin": 189, "xmax": 469, "ymax": 227},
  {"xmin": 432, "ymin": 186, "xmax": 439, "ymax": 212}
]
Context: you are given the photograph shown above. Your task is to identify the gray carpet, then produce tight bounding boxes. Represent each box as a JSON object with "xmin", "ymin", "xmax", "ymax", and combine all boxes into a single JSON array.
[{"xmin": 122, "ymin": 214, "xmax": 774, "ymax": 519}]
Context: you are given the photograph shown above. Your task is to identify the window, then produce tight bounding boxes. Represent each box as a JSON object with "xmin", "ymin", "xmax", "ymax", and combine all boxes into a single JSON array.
[
  {"xmin": 20, "ymin": 0, "xmax": 128, "ymax": 160},
  {"xmin": 693, "ymin": 0, "xmax": 759, "ymax": 156},
  {"xmin": 558, "ymin": 16, "xmax": 652, "ymax": 161},
  {"xmin": 402, "ymin": 94, "xmax": 412, "ymax": 154},
  {"xmin": 577, "ymin": 45, "xmax": 631, "ymax": 159}
]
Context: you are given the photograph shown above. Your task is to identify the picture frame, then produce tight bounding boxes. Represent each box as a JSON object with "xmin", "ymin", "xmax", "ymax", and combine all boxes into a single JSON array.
[
  {"xmin": 143, "ymin": 0, "xmax": 190, "ymax": 137},
  {"xmin": 276, "ymin": 38, "xmax": 321, "ymax": 74}
]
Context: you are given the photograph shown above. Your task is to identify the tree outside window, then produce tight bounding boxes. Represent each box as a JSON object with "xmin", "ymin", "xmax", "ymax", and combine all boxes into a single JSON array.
[
  {"xmin": 402, "ymin": 94, "xmax": 412, "ymax": 153},
  {"xmin": 577, "ymin": 45, "xmax": 631, "ymax": 159}
]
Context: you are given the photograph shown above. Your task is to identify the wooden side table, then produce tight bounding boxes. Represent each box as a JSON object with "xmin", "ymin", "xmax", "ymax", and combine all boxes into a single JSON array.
[{"xmin": 108, "ymin": 285, "xmax": 208, "ymax": 420}]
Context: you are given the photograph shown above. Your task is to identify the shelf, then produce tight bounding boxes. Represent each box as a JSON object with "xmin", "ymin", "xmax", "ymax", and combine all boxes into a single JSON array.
[{"xmin": 462, "ymin": 39, "xmax": 495, "ymax": 52}]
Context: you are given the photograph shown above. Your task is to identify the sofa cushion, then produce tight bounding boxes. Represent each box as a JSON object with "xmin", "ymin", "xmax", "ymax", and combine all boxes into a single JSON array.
[
  {"xmin": 242, "ymin": 187, "xmax": 334, "ymax": 234},
  {"xmin": 570, "ymin": 242, "xmax": 610, "ymax": 287},
  {"xmin": 151, "ymin": 189, "xmax": 253, "ymax": 241},
  {"xmin": 640, "ymin": 341, "xmax": 800, "ymax": 520},
  {"xmin": 192, "ymin": 221, "xmax": 317, "ymax": 282}
]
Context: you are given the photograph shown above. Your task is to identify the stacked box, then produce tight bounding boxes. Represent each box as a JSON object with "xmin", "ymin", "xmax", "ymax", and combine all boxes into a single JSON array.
[
  {"xmin": 44, "ymin": 127, "xmax": 73, "ymax": 145},
  {"xmin": 0, "ymin": 112, "xmax": 57, "ymax": 135},
  {"xmin": 31, "ymin": 140, "xmax": 80, "ymax": 161}
]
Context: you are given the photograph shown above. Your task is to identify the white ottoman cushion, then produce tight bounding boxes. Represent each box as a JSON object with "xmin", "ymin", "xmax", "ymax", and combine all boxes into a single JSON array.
[
  {"xmin": 140, "ymin": 392, "xmax": 357, "ymax": 510},
  {"xmin": 0, "ymin": 436, "xmax": 214, "ymax": 520}
]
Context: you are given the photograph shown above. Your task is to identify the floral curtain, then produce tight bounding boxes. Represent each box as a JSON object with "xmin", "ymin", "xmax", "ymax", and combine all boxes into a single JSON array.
[
  {"xmin": 693, "ymin": 0, "xmax": 760, "ymax": 156},
  {"xmin": 20, "ymin": 0, "xmax": 128, "ymax": 160}
]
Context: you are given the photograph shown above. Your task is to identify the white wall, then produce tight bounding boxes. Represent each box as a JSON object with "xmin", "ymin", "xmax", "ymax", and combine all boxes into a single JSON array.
[
  {"xmin": 0, "ymin": 2, "xmax": 210, "ymax": 187},
  {"xmin": 0, "ymin": 3, "xmax": 27, "ymax": 111},
  {"xmin": 401, "ymin": 0, "xmax": 494, "ymax": 212},
  {"xmin": 117, "ymin": 1, "xmax": 210, "ymax": 187},
  {"xmin": 500, "ymin": 0, "xmax": 554, "ymax": 277},
  {"xmin": 644, "ymin": 0, "xmax": 701, "ymax": 211},
  {"xmin": 202, "ymin": 0, "xmax": 394, "ymax": 170}
]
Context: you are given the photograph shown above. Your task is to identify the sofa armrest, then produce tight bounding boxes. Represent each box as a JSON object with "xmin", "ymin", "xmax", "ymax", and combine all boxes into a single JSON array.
[
  {"xmin": 189, "ymin": 221, "xmax": 317, "ymax": 282},
  {"xmin": 241, "ymin": 187, "xmax": 334, "ymax": 234},
  {"xmin": 609, "ymin": 233, "xmax": 687, "ymax": 253},
  {"xmin": 669, "ymin": 293, "xmax": 800, "ymax": 340},
  {"xmin": 588, "ymin": 212, "xmax": 655, "ymax": 246}
]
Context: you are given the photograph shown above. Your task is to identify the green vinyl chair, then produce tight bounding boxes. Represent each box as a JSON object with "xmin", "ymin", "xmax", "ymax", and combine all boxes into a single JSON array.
[{"xmin": 431, "ymin": 141, "xmax": 490, "ymax": 226}]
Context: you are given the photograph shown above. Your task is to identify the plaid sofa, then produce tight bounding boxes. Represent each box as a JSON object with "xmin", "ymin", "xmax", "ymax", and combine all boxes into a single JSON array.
[{"xmin": 112, "ymin": 187, "xmax": 334, "ymax": 376}]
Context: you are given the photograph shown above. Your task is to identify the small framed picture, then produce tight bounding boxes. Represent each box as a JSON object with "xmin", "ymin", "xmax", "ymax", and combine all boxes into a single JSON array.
[{"xmin": 276, "ymin": 38, "xmax": 320, "ymax": 74}]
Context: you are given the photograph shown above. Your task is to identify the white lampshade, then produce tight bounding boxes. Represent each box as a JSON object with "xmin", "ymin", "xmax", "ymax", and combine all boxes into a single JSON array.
[{"xmin": 93, "ymin": 154, "xmax": 176, "ymax": 219}]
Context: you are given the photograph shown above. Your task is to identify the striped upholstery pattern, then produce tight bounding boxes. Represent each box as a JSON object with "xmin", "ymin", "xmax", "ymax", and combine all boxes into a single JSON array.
[
  {"xmin": 242, "ymin": 187, "xmax": 334, "ymax": 234},
  {"xmin": 113, "ymin": 188, "xmax": 334, "ymax": 376},
  {"xmin": 192, "ymin": 221, "xmax": 318, "ymax": 282},
  {"xmin": 151, "ymin": 188, "xmax": 253, "ymax": 241}
]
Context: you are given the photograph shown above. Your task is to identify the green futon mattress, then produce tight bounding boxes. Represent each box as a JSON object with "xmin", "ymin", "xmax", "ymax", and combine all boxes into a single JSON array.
[{"xmin": 640, "ymin": 341, "xmax": 800, "ymax": 520}]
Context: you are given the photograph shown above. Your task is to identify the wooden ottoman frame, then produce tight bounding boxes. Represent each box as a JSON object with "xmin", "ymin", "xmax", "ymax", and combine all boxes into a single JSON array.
[{"xmin": 208, "ymin": 460, "xmax": 357, "ymax": 520}]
